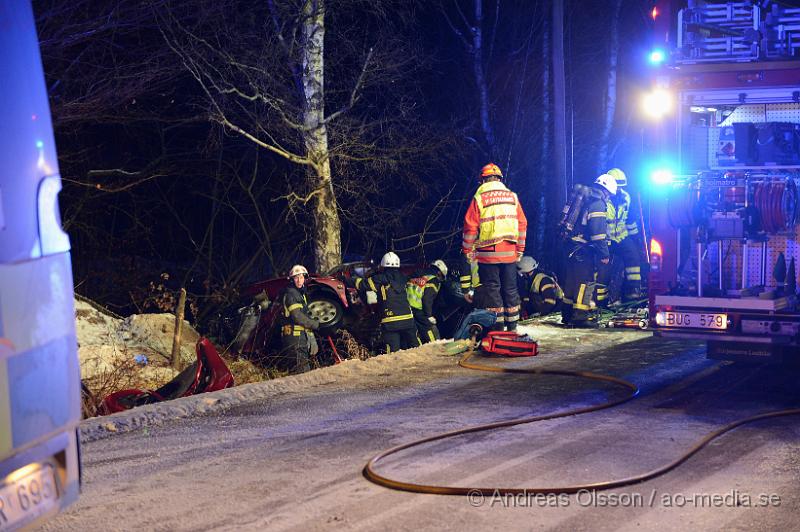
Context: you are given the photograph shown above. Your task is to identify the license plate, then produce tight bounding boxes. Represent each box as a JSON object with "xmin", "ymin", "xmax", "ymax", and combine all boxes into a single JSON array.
[
  {"xmin": 0, "ymin": 465, "xmax": 59, "ymax": 531},
  {"xmin": 656, "ymin": 311, "xmax": 727, "ymax": 330}
]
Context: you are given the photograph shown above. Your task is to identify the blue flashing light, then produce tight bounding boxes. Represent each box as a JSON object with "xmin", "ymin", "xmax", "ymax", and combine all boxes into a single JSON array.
[
  {"xmin": 35, "ymin": 140, "xmax": 44, "ymax": 149},
  {"xmin": 648, "ymin": 49, "xmax": 666, "ymax": 65},
  {"xmin": 651, "ymin": 168, "xmax": 674, "ymax": 185}
]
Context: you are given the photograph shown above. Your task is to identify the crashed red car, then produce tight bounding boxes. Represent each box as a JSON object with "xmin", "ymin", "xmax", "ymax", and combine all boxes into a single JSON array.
[
  {"xmin": 228, "ymin": 261, "xmax": 432, "ymax": 360},
  {"xmin": 99, "ymin": 337, "xmax": 234, "ymax": 414}
]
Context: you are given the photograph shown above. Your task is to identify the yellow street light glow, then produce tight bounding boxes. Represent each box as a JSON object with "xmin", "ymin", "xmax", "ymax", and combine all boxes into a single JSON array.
[{"xmin": 642, "ymin": 88, "xmax": 673, "ymax": 119}]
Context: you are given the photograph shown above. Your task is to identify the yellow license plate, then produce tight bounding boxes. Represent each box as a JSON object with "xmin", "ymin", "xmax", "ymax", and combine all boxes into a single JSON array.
[
  {"xmin": 0, "ymin": 464, "xmax": 59, "ymax": 531},
  {"xmin": 656, "ymin": 311, "xmax": 727, "ymax": 330}
]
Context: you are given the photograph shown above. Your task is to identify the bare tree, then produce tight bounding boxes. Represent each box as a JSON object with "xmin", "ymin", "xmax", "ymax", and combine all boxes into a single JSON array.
[
  {"xmin": 441, "ymin": 0, "xmax": 500, "ymax": 159},
  {"xmin": 298, "ymin": 0, "xmax": 341, "ymax": 272},
  {"xmin": 596, "ymin": 0, "xmax": 624, "ymax": 174},
  {"xmin": 535, "ymin": 6, "xmax": 552, "ymax": 257},
  {"xmin": 157, "ymin": 0, "xmax": 441, "ymax": 273}
]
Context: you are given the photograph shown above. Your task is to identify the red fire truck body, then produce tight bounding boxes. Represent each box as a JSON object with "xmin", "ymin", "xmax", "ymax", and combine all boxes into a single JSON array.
[{"xmin": 646, "ymin": 1, "xmax": 800, "ymax": 362}]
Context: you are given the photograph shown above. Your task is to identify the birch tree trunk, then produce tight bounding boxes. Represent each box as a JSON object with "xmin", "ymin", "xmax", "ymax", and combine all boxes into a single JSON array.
[
  {"xmin": 301, "ymin": 0, "xmax": 342, "ymax": 273},
  {"xmin": 596, "ymin": 0, "xmax": 623, "ymax": 174},
  {"xmin": 471, "ymin": 0, "xmax": 496, "ymax": 158}
]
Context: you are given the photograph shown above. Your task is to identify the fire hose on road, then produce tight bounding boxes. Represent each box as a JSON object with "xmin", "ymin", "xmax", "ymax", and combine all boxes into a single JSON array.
[{"xmin": 363, "ymin": 348, "xmax": 800, "ymax": 497}]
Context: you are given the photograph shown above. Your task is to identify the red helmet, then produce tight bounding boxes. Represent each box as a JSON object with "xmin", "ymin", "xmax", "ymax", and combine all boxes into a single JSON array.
[{"xmin": 480, "ymin": 163, "xmax": 503, "ymax": 179}]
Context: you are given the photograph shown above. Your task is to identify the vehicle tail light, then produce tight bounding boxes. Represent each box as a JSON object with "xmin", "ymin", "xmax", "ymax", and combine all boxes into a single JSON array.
[{"xmin": 650, "ymin": 238, "xmax": 663, "ymax": 272}]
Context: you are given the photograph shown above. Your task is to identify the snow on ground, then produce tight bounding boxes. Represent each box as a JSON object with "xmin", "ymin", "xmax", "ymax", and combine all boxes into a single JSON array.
[
  {"xmin": 75, "ymin": 297, "xmax": 268, "ymax": 413},
  {"xmin": 48, "ymin": 322, "xmax": 800, "ymax": 531},
  {"xmin": 76, "ymin": 298, "xmax": 199, "ymax": 372},
  {"xmin": 75, "ymin": 298, "xmax": 200, "ymax": 399},
  {"xmin": 79, "ymin": 322, "xmax": 649, "ymax": 440}
]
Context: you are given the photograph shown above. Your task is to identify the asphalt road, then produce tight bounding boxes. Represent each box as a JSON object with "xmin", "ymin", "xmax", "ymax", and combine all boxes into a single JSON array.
[{"xmin": 45, "ymin": 325, "xmax": 800, "ymax": 531}]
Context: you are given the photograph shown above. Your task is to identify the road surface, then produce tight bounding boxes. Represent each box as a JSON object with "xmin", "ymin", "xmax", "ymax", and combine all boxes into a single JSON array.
[{"xmin": 45, "ymin": 324, "xmax": 800, "ymax": 531}]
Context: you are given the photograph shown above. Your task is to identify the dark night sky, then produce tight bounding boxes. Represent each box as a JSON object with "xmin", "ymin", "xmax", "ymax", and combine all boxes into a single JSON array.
[{"xmin": 35, "ymin": 0, "xmax": 653, "ymax": 317}]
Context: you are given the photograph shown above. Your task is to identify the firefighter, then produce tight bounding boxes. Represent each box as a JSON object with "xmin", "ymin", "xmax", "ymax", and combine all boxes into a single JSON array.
[
  {"xmin": 433, "ymin": 262, "xmax": 472, "ymax": 337},
  {"xmin": 517, "ymin": 256, "xmax": 563, "ymax": 318},
  {"xmin": 457, "ymin": 254, "xmax": 473, "ymax": 294},
  {"xmin": 596, "ymin": 168, "xmax": 643, "ymax": 305},
  {"xmin": 406, "ymin": 259, "xmax": 448, "ymax": 343},
  {"xmin": 457, "ymin": 254, "xmax": 482, "ymax": 305},
  {"xmin": 355, "ymin": 251, "xmax": 419, "ymax": 353},
  {"xmin": 462, "ymin": 163, "xmax": 528, "ymax": 331},
  {"xmin": 560, "ymin": 174, "xmax": 613, "ymax": 328},
  {"xmin": 278, "ymin": 264, "xmax": 320, "ymax": 374}
]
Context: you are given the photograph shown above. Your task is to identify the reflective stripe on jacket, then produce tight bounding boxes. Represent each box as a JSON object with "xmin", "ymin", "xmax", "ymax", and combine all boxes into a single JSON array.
[
  {"xmin": 280, "ymin": 286, "xmax": 318, "ymax": 336},
  {"xmin": 406, "ymin": 274, "xmax": 439, "ymax": 311},
  {"xmin": 532, "ymin": 272, "xmax": 563, "ymax": 306},
  {"xmin": 568, "ymin": 193, "xmax": 610, "ymax": 259},
  {"xmin": 356, "ymin": 270, "xmax": 415, "ymax": 329},
  {"xmin": 607, "ymin": 189, "xmax": 635, "ymax": 243},
  {"xmin": 462, "ymin": 181, "xmax": 528, "ymax": 259},
  {"xmin": 606, "ymin": 190, "xmax": 631, "ymax": 243}
]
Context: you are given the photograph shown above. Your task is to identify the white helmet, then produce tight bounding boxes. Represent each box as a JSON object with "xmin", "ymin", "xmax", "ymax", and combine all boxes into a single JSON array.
[
  {"xmin": 594, "ymin": 173, "xmax": 618, "ymax": 196},
  {"xmin": 288, "ymin": 264, "xmax": 308, "ymax": 278},
  {"xmin": 431, "ymin": 259, "xmax": 448, "ymax": 277},
  {"xmin": 607, "ymin": 168, "xmax": 627, "ymax": 187},
  {"xmin": 517, "ymin": 256, "xmax": 539, "ymax": 274},
  {"xmin": 380, "ymin": 251, "xmax": 401, "ymax": 268}
]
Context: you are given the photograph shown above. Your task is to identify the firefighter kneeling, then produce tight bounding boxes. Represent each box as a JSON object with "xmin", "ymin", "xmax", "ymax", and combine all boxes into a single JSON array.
[
  {"xmin": 279, "ymin": 264, "xmax": 320, "ymax": 374},
  {"xmin": 559, "ymin": 174, "xmax": 614, "ymax": 328},
  {"xmin": 406, "ymin": 259, "xmax": 448, "ymax": 343},
  {"xmin": 517, "ymin": 256, "xmax": 563, "ymax": 318}
]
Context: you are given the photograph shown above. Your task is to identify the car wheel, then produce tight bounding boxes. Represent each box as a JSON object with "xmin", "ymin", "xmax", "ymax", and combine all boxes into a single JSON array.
[{"xmin": 308, "ymin": 296, "xmax": 344, "ymax": 332}]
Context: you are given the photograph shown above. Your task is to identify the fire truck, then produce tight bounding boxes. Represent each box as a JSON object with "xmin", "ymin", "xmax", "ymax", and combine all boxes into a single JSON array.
[
  {"xmin": 0, "ymin": 1, "xmax": 82, "ymax": 529},
  {"xmin": 645, "ymin": 0, "xmax": 800, "ymax": 362}
]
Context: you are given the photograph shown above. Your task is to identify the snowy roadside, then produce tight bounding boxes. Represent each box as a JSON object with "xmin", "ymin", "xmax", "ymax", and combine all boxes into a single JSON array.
[
  {"xmin": 79, "ymin": 340, "xmax": 470, "ymax": 442},
  {"xmin": 79, "ymin": 323, "xmax": 650, "ymax": 442},
  {"xmin": 76, "ymin": 297, "xmax": 200, "ymax": 386},
  {"xmin": 75, "ymin": 296, "xmax": 269, "ymax": 417}
]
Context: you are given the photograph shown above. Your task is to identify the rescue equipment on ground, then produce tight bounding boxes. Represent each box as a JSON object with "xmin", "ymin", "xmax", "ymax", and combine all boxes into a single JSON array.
[
  {"xmin": 480, "ymin": 330, "xmax": 538, "ymax": 357},
  {"xmin": 600, "ymin": 306, "xmax": 650, "ymax": 330}
]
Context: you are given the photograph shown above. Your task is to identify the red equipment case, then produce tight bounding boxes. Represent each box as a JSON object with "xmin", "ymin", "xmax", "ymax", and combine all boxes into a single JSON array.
[{"xmin": 480, "ymin": 331, "xmax": 538, "ymax": 357}]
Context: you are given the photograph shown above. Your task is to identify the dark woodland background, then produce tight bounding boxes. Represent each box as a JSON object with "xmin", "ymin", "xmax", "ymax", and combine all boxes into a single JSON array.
[{"xmin": 34, "ymin": 0, "xmax": 655, "ymax": 327}]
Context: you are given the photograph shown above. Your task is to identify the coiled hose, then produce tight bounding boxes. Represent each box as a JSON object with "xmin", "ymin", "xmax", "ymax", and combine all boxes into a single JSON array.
[{"xmin": 363, "ymin": 349, "xmax": 800, "ymax": 496}]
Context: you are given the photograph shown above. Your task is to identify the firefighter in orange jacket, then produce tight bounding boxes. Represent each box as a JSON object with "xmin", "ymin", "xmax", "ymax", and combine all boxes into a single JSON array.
[{"xmin": 462, "ymin": 163, "xmax": 528, "ymax": 331}]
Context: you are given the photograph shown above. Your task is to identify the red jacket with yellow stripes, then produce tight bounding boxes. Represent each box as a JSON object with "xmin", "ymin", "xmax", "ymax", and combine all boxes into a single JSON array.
[{"xmin": 462, "ymin": 180, "xmax": 528, "ymax": 264}]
